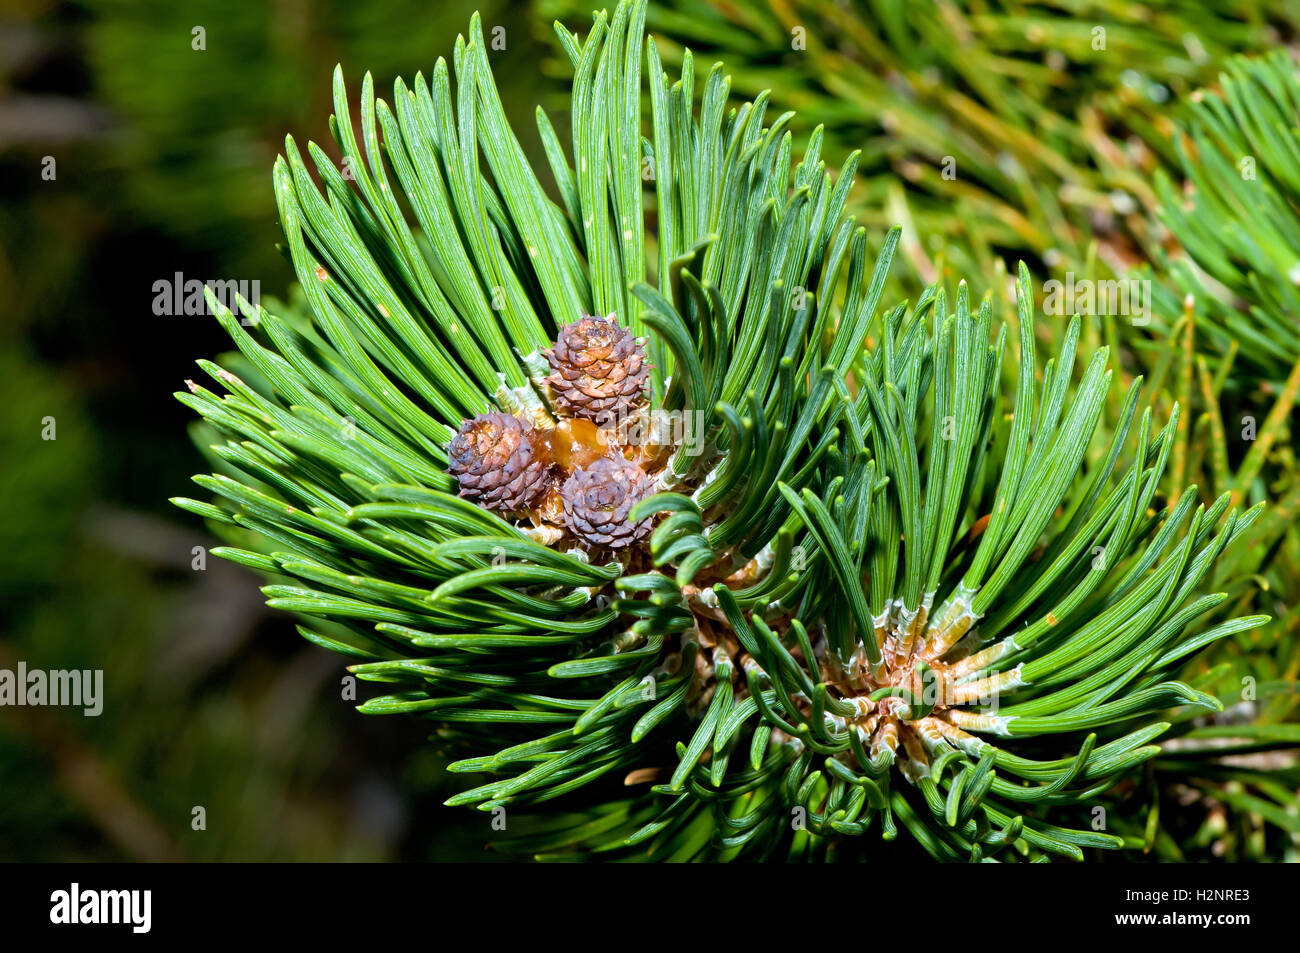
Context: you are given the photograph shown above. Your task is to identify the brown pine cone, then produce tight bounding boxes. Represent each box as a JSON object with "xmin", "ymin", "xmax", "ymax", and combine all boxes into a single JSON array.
[
  {"xmin": 560, "ymin": 455, "xmax": 654, "ymax": 548},
  {"xmin": 544, "ymin": 314, "xmax": 649, "ymax": 424},
  {"xmin": 448, "ymin": 412, "xmax": 552, "ymax": 512}
]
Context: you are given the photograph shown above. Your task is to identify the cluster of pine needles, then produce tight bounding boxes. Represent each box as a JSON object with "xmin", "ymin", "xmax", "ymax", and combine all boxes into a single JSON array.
[{"xmin": 175, "ymin": 0, "xmax": 1300, "ymax": 860}]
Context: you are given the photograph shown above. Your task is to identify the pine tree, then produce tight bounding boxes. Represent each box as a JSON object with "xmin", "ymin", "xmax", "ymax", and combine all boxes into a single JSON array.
[{"xmin": 175, "ymin": 1, "xmax": 1271, "ymax": 860}]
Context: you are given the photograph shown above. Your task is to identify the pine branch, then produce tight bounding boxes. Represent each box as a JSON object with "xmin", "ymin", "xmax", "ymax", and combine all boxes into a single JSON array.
[{"xmin": 174, "ymin": 1, "xmax": 1270, "ymax": 861}]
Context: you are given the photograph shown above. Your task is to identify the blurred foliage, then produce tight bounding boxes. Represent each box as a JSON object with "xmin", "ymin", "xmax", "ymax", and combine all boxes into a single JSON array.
[
  {"xmin": 541, "ymin": 0, "xmax": 1300, "ymax": 297},
  {"xmin": 0, "ymin": 348, "xmax": 93, "ymax": 605},
  {"xmin": 81, "ymin": 0, "xmax": 548, "ymax": 282}
]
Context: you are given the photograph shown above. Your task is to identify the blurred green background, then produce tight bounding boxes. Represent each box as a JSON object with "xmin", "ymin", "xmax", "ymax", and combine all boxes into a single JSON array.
[{"xmin": 0, "ymin": 0, "xmax": 552, "ymax": 862}]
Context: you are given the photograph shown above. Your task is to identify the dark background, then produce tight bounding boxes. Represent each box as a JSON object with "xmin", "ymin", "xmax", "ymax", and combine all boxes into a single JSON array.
[{"xmin": 0, "ymin": 0, "xmax": 557, "ymax": 862}]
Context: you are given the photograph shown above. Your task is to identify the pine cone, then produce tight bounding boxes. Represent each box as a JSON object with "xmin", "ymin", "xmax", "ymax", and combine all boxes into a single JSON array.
[
  {"xmin": 560, "ymin": 455, "xmax": 654, "ymax": 548},
  {"xmin": 544, "ymin": 314, "xmax": 649, "ymax": 423},
  {"xmin": 448, "ymin": 412, "xmax": 551, "ymax": 512}
]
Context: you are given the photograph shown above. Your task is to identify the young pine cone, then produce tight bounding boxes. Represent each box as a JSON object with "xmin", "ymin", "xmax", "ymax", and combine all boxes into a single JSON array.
[
  {"xmin": 561, "ymin": 455, "xmax": 654, "ymax": 549},
  {"xmin": 447, "ymin": 412, "xmax": 551, "ymax": 512},
  {"xmin": 544, "ymin": 314, "xmax": 649, "ymax": 423}
]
